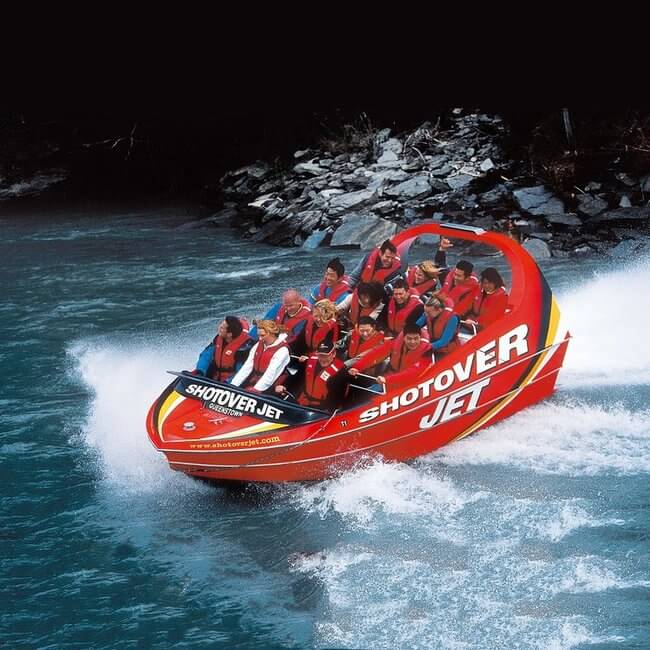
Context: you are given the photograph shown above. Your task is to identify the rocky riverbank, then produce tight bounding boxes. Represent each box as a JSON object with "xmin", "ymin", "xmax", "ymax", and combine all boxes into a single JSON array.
[{"xmin": 209, "ymin": 110, "xmax": 650, "ymax": 260}]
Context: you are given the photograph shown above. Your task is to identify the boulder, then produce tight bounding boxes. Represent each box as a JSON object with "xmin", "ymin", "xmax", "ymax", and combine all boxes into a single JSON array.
[
  {"xmin": 587, "ymin": 204, "xmax": 650, "ymax": 224},
  {"xmin": 522, "ymin": 237, "xmax": 552, "ymax": 260},
  {"xmin": 327, "ymin": 188, "xmax": 377, "ymax": 212},
  {"xmin": 544, "ymin": 213, "xmax": 582, "ymax": 227},
  {"xmin": 479, "ymin": 158, "xmax": 495, "ymax": 172},
  {"xmin": 383, "ymin": 175, "xmax": 433, "ymax": 200},
  {"xmin": 513, "ymin": 185, "xmax": 565, "ymax": 215},
  {"xmin": 330, "ymin": 213, "xmax": 401, "ymax": 249},
  {"xmin": 302, "ymin": 229, "xmax": 331, "ymax": 249},
  {"xmin": 576, "ymin": 194, "xmax": 608, "ymax": 218},
  {"xmin": 367, "ymin": 169, "xmax": 410, "ymax": 190},
  {"xmin": 446, "ymin": 174, "xmax": 475, "ymax": 190}
]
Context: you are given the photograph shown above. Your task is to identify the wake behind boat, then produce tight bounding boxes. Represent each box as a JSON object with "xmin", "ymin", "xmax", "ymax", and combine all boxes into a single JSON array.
[{"xmin": 146, "ymin": 222, "xmax": 570, "ymax": 482}]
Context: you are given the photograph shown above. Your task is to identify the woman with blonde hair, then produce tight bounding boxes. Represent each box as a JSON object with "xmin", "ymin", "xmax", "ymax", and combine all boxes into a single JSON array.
[
  {"xmin": 230, "ymin": 319, "xmax": 290, "ymax": 393},
  {"xmin": 291, "ymin": 298, "xmax": 340, "ymax": 358},
  {"xmin": 406, "ymin": 260, "xmax": 441, "ymax": 299}
]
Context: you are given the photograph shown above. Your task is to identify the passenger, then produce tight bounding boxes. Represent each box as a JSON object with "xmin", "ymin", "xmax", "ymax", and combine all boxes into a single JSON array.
[
  {"xmin": 276, "ymin": 341, "xmax": 350, "ymax": 412},
  {"xmin": 309, "ymin": 257, "xmax": 350, "ymax": 306},
  {"xmin": 464, "ymin": 267, "xmax": 509, "ymax": 331},
  {"xmin": 291, "ymin": 299, "xmax": 339, "ymax": 358},
  {"xmin": 422, "ymin": 296, "xmax": 460, "ymax": 358},
  {"xmin": 336, "ymin": 281, "xmax": 386, "ymax": 328},
  {"xmin": 380, "ymin": 278, "xmax": 424, "ymax": 338},
  {"xmin": 439, "ymin": 259, "xmax": 480, "ymax": 317},
  {"xmin": 194, "ymin": 316, "xmax": 253, "ymax": 381},
  {"xmin": 230, "ymin": 319, "xmax": 290, "ymax": 393},
  {"xmin": 348, "ymin": 239, "xmax": 401, "ymax": 289},
  {"xmin": 406, "ymin": 260, "xmax": 441, "ymax": 299},
  {"xmin": 345, "ymin": 316, "xmax": 385, "ymax": 368},
  {"xmin": 350, "ymin": 323, "xmax": 432, "ymax": 389},
  {"xmin": 249, "ymin": 289, "xmax": 311, "ymax": 343}
]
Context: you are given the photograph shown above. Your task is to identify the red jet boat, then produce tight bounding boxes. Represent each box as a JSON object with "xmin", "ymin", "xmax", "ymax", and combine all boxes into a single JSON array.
[{"xmin": 146, "ymin": 222, "xmax": 570, "ymax": 482}]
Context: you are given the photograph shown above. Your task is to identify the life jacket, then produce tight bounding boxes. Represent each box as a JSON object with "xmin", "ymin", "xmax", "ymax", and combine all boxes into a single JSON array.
[
  {"xmin": 299, "ymin": 356, "xmax": 345, "ymax": 408},
  {"xmin": 276, "ymin": 300, "xmax": 311, "ymax": 336},
  {"xmin": 349, "ymin": 289, "xmax": 380, "ymax": 325},
  {"xmin": 304, "ymin": 316, "xmax": 339, "ymax": 351},
  {"xmin": 425, "ymin": 307, "xmax": 459, "ymax": 356},
  {"xmin": 407, "ymin": 266, "xmax": 438, "ymax": 297},
  {"xmin": 441, "ymin": 271, "xmax": 480, "ymax": 316},
  {"xmin": 211, "ymin": 318, "xmax": 251, "ymax": 381},
  {"xmin": 389, "ymin": 333, "xmax": 432, "ymax": 373},
  {"xmin": 360, "ymin": 247, "xmax": 401, "ymax": 284},
  {"xmin": 470, "ymin": 286, "xmax": 509, "ymax": 329},
  {"xmin": 347, "ymin": 328, "xmax": 385, "ymax": 359},
  {"xmin": 314, "ymin": 276, "xmax": 350, "ymax": 303},
  {"xmin": 386, "ymin": 294, "xmax": 422, "ymax": 336},
  {"xmin": 248, "ymin": 338, "xmax": 289, "ymax": 386}
]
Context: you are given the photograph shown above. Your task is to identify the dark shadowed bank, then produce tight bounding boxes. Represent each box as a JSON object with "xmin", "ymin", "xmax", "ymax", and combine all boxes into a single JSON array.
[{"xmin": 2, "ymin": 108, "xmax": 649, "ymax": 258}]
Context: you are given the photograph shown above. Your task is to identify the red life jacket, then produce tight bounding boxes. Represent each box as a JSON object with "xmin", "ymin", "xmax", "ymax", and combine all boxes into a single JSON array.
[
  {"xmin": 386, "ymin": 294, "xmax": 422, "ymax": 336},
  {"xmin": 211, "ymin": 318, "xmax": 251, "ymax": 381},
  {"xmin": 360, "ymin": 247, "xmax": 401, "ymax": 284},
  {"xmin": 304, "ymin": 317, "xmax": 339, "ymax": 351},
  {"xmin": 315, "ymin": 276, "xmax": 350, "ymax": 303},
  {"xmin": 299, "ymin": 356, "xmax": 345, "ymax": 408},
  {"xmin": 425, "ymin": 307, "xmax": 459, "ymax": 356},
  {"xmin": 471, "ymin": 286, "xmax": 509, "ymax": 329},
  {"xmin": 347, "ymin": 329, "xmax": 385, "ymax": 358},
  {"xmin": 248, "ymin": 338, "xmax": 289, "ymax": 386},
  {"xmin": 441, "ymin": 271, "xmax": 480, "ymax": 316},
  {"xmin": 276, "ymin": 301, "xmax": 311, "ymax": 337},
  {"xmin": 407, "ymin": 266, "xmax": 438, "ymax": 296},
  {"xmin": 349, "ymin": 290, "xmax": 380, "ymax": 325},
  {"xmin": 389, "ymin": 333, "xmax": 432, "ymax": 373}
]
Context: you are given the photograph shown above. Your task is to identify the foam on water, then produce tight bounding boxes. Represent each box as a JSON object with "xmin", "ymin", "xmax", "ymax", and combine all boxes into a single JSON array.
[
  {"xmin": 213, "ymin": 264, "xmax": 285, "ymax": 280},
  {"xmin": 559, "ymin": 256, "xmax": 650, "ymax": 387}
]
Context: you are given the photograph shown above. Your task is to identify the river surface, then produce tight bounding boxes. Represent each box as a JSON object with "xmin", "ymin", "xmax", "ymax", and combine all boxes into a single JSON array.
[{"xmin": 2, "ymin": 206, "xmax": 649, "ymax": 649}]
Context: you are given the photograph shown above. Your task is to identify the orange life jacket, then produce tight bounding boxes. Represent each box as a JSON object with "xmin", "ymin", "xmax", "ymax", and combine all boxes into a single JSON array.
[
  {"xmin": 441, "ymin": 272, "xmax": 480, "ymax": 316},
  {"xmin": 211, "ymin": 318, "xmax": 251, "ymax": 381},
  {"xmin": 389, "ymin": 333, "xmax": 432, "ymax": 373},
  {"xmin": 424, "ymin": 307, "xmax": 459, "ymax": 356},
  {"xmin": 360, "ymin": 247, "xmax": 401, "ymax": 284},
  {"xmin": 248, "ymin": 339, "xmax": 289, "ymax": 387},
  {"xmin": 386, "ymin": 294, "xmax": 422, "ymax": 336},
  {"xmin": 407, "ymin": 266, "xmax": 438, "ymax": 296},
  {"xmin": 347, "ymin": 329, "xmax": 385, "ymax": 358},
  {"xmin": 470, "ymin": 286, "xmax": 509, "ymax": 329},
  {"xmin": 299, "ymin": 356, "xmax": 345, "ymax": 408},
  {"xmin": 304, "ymin": 317, "xmax": 339, "ymax": 351},
  {"xmin": 349, "ymin": 289, "xmax": 379, "ymax": 325},
  {"xmin": 276, "ymin": 301, "xmax": 311, "ymax": 337}
]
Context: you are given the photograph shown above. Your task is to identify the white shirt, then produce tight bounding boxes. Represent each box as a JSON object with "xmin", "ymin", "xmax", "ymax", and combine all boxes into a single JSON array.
[{"xmin": 230, "ymin": 333, "xmax": 290, "ymax": 392}]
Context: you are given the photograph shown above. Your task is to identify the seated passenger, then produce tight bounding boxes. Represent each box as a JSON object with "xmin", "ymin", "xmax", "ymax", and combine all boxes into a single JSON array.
[
  {"xmin": 336, "ymin": 281, "xmax": 386, "ymax": 328},
  {"xmin": 194, "ymin": 316, "xmax": 252, "ymax": 381},
  {"xmin": 463, "ymin": 267, "xmax": 509, "ymax": 331},
  {"xmin": 348, "ymin": 239, "xmax": 401, "ymax": 289},
  {"xmin": 422, "ymin": 296, "xmax": 460, "ymax": 358},
  {"xmin": 439, "ymin": 259, "xmax": 480, "ymax": 318},
  {"xmin": 345, "ymin": 316, "xmax": 385, "ymax": 368},
  {"xmin": 379, "ymin": 278, "xmax": 424, "ymax": 338},
  {"xmin": 351, "ymin": 323, "xmax": 432, "ymax": 389},
  {"xmin": 309, "ymin": 257, "xmax": 350, "ymax": 306},
  {"xmin": 230, "ymin": 320, "xmax": 290, "ymax": 394},
  {"xmin": 406, "ymin": 260, "xmax": 441, "ymax": 299},
  {"xmin": 254, "ymin": 288, "xmax": 311, "ymax": 344},
  {"xmin": 276, "ymin": 341, "xmax": 350, "ymax": 412},
  {"xmin": 291, "ymin": 299, "xmax": 339, "ymax": 358}
]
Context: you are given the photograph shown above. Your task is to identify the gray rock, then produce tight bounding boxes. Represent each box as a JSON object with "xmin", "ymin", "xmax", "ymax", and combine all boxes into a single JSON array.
[
  {"xmin": 294, "ymin": 162, "xmax": 327, "ymax": 176},
  {"xmin": 302, "ymin": 229, "xmax": 331, "ymax": 249},
  {"xmin": 246, "ymin": 162, "xmax": 271, "ymax": 180},
  {"xmin": 577, "ymin": 194, "xmax": 608, "ymax": 217},
  {"xmin": 430, "ymin": 164, "xmax": 452, "ymax": 178},
  {"xmin": 572, "ymin": 245, "xmax": 593, "ymax": 256},
  {"xmin": 641, "ymin": 175, "xmax": 650, "ymax": 192},
  {"xmin": 377, "ymin": 150, "xmax": 399, "ymax": 165},
  {"xmin": 330, "ymin": 213, "xmax": 401, "ymax": 249},
  {"xmin": 619, "ymin": 195, "xmax": 632, "ymax": 208},
  {"xmin": 446, "ymin": 174, "xmax": 475, "ymax": 190},
  {"xmin": 296, "ymin": 210, "xmax": 323, "ymax": 232},
  {"xmin": 479, "ymin": 158, "xmax": 495, "ymax": 172},
  {"xmin": 427, "ymin": 154, "xmax": 449, "ymax": 170},
  {"xmin": 367, "ymin": 169, "xmax": 410, "ymax": 190},
  {"xmin": 384, "ymin": 175, "xmax": 433, "ymax": 200},
  {"xmin": 513, "ymin": 185, "xmax": 565, "ymax": 215},
  {"xmin": 544, "ymin": 212, "xmax": 582, "ymax": 226},
  {"xmin": 616, "ymin": 172, "xmax": 636, "ymax": 187},
  {"xmin": 328, "ymin": 188, "xmax": 377, "ymax": 212},
  {"xmin": 380, "ymin": 137, "xmax": 403, "ymax": 156},
  {"xmin": 588, "ymin": 204, "xmax": 650, "ymax": 224},
  {"xmin": 585, "ymin": 181, "xmax": 602, "ymax": 192},
  {"xmin": 319, "ymin": 188, "xmax": 345, "ymax": 198},
  {"xmin": 522, "ymin": 237, "xmax": 552, "ymax": 260},
  {"xmin": 371, "ymin": 200, "xmax": 398, "ymax": 215},
  {"xmin": 479, "ymin": 185, "xmax": 508, "ymax": 206},
  {"xmin": 210, "ymin": 207, "xmax": 238, "ymax": 226},
  {"xmin": 294, "ymin": 149, "xmax": 311, "ymax": 159}
]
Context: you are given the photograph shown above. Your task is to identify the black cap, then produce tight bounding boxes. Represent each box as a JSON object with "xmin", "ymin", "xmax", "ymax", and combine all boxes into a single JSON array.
[{"xmin": 317, "ymin": 342, "xmax": 334, "ymax": 353}]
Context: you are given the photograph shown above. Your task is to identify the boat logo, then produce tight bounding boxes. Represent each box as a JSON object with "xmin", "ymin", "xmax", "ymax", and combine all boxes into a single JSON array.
[{"xmin": 183, "ymin": 421, "xmax": 197, "ymax": 431}]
